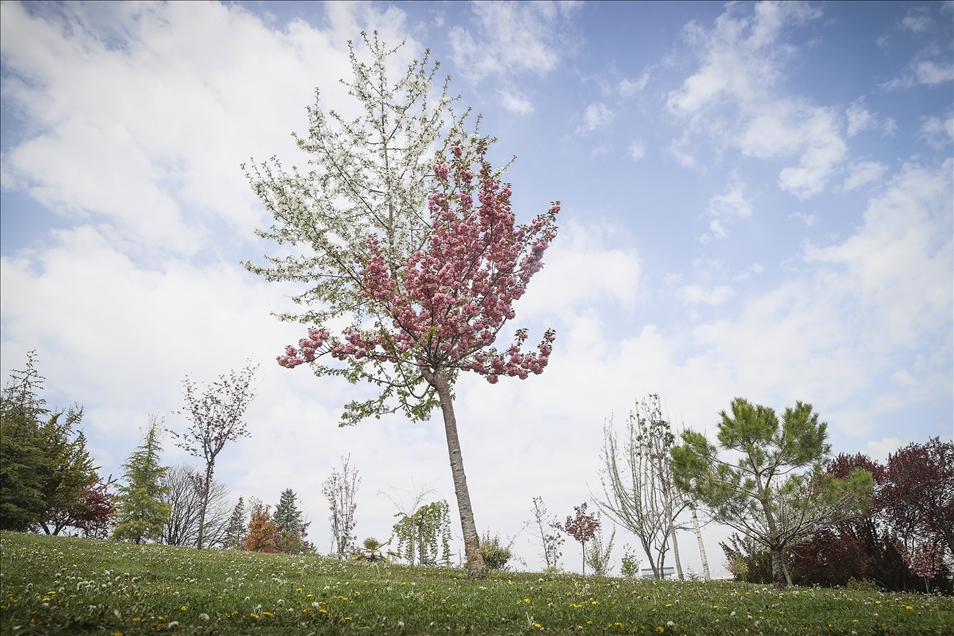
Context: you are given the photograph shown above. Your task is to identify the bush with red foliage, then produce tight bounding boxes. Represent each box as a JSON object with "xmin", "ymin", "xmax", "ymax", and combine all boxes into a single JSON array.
[{"xmin": 790, "ymin": 443, "xmax": 953, "ymax": 594}]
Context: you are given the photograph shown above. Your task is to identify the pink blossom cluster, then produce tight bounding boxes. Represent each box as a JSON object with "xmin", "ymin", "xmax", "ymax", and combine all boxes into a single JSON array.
[
  {"xmin": 556, "ymin": 502, "xmax": 599, "ymax": 544},
  {"xmin": 279, "ymin": 138, "xmax": 559, "ymax": 385},
  {"xmin": 902, "ymin": 540, "xmax": 945, "ymax": 580},
  {"xmin": 277, "ymin": 327, "xmax": 330, "ymax": 368}
]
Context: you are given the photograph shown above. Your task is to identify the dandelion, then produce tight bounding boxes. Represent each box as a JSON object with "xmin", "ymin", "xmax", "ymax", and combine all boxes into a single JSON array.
[
  {"xmin": 656, "ymin": 627, "xmax": 665, "ymax": 633},
  {"xmin": 180, "ymin": 605, "xmax": 187, "ymax": 611},
  {"xmin": 199, "ymin": 614, "xmax": 209, "ymax": 621}
]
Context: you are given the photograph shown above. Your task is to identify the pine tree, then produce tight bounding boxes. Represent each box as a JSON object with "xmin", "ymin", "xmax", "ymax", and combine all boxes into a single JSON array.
[
  {"xmin": 273, "ymin": 488, "xmax": 309, "ymax": 537},
  {"xmin": 225, "ymin": 497, "xmax": 247, "ymax": 549},
  {"xmin": 112, "ymin": 416, "xmax": 172, "ymax": 544}
]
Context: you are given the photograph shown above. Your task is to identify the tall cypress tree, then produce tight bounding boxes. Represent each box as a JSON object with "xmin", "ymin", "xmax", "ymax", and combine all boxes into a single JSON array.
[{"xmin": 112, "ymin": 416, "xmax": 172, "ymax": 544}]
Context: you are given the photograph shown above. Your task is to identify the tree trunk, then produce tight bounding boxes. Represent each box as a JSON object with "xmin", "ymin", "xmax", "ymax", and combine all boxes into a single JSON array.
[
  {"xmin": 196, "ymin": 468, "xmax": 212, "ymax": 550},
  {"xmin": 671, "ymin": 524, "xmax": 684, "ymax": 580},
  {"xmin": 431, "ymin": 369, "xmax": 488, "ymax": 579},
  {"xmin": 690, "ymin": 504, "xmax": 710, "ymax": 581},
  {"xmin": 770, "ymin": 546, "xmax": 787, "ymax": 589}
]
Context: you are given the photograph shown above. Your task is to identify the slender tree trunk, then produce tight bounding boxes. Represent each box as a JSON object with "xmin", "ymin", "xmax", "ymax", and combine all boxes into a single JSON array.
[
  {"xmin": 196, "ymin": 466, "xmax": 213, "ymax": 550},
  {"xmin": 665, "ymin": 491, "xmax": 684, "ymax": 580},
  {"xmin": 430, "ymin": 369, "xmax": 488, "ymax": 579},
  {"xmin": 690, "ymin": 504, "xmax": 710, "ymax": 581}
]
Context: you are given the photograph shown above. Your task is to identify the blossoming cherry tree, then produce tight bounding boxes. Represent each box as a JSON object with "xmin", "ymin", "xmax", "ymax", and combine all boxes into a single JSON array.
[{"xmin": 278, "ymin": 139, "xmax": 559, "ymax": 579}]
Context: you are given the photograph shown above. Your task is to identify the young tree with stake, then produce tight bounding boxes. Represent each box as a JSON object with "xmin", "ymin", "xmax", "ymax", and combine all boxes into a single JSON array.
[
  {"xmin": 170, "ymin": 363, "xmax": 257, "ymax": 549},
  {"xmin": 247, "ymin": 35, "xmax": 559, "ymax": 579}
]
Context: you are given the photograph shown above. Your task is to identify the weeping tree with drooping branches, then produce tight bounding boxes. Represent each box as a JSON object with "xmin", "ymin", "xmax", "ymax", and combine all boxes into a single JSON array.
[{"xmin": 245, "ymin": 33, "xmax": 559, "ymax": 579}]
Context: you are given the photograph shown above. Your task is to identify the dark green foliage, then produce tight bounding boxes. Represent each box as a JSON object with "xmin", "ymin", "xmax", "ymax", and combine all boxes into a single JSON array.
[
  {"xmin": 273, "ymin": 488, "xmax": 309, "ymax": 537},
  {"xmin": 721, "ymin": 533, "xmax": 774, "ymax": 584},
  {"xmin": 112, "ymin": 417, "xmax": 172, "ymax": 544},
  {"xmin": 0, "ymin": 351, "xmax": 101, "ymax": 534},
  {"xmin": 225, "ymin": 496, "xmax": 246, "ymax": 549}
]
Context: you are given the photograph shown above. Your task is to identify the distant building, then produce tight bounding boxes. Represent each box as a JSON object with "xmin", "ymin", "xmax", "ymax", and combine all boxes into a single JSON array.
[{"xmin": 640, "ymin": 566, "xmax": 675, "ymax": 579}]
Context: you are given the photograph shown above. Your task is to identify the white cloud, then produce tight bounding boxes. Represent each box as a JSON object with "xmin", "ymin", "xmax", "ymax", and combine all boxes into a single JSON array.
[
  {"xmin": 881, "ymin": 46, "xmax": 954, "ymax": 90},
  {"xmin": 803, "ymin": 161, "xmax": 953, "ymax": 353},
  {"xmin": 915, "ymin": 60, "xmax": 954, "ymax": 85},
  {"xmin": 675, "ymin": 284, "xmax": 734, "ymax": 306},
  {"xmin": 576, "ymin": 102, "xmax": 614, "ymax": 134},
  {"xmin": 590, "ymin": 144, "xmax": 612, "ymax": 157},
  {"xmin": 628, "ymin": 140, "xmax": 646, "ymax": 160},
  {"xmin": 667, "ymin": 3, "xmax": 844, "ymax": 200},
  {"xmin": 518, "ymin": 220, "xmax": 642, "ymax": 318},
  {"xmin": 732, "ymin": 263, "xmax": 764, "ymax": 281},
  {"xmin": 0, "ymin": 1, "xmax": 410, "ymax": 257},
  {"xmin": 699, "ymin": 172, "xmax": 752, "ymax": 241},
  {"xmin": 707, "ymin": 173, "xmax": 753, "ymax": 219},
  {"xmin": 499, "ymin": 90, "xmax": 535, "ymax": 114},
  {"xmin": 900, "ymin": 8, "xmax": 932, "ymax": 33},
  {"xmin": 843, "ymin": 161, "xmax": 888, "ymax": 191},
  {"xmin": 787, "ymin": 211, "xmax": 815, "ymax": 226},
  {"xmin": 919, "ymin": 113, "xmax": 954, "ymax": 148},
  {"xmin": 770, "ymin": 106, "xmax": 847, "ymax": 200},
  {"xmin": 619, "ymin": 71, "xmax": 650, "ymax": 97},
  {"xmin": 883, "ymin": 117, "xmax": 898, "ymax": 136},
  {"xmin": 846, "ymin": 99, "xmax": 877, "ymax": 137},
  {"xmin": 449, "ymin": 1, "xmax": 580, "ymax": 82},
  {"xmin": 864, "ymin": 437, "xmax": 904, "ymax": 463}
]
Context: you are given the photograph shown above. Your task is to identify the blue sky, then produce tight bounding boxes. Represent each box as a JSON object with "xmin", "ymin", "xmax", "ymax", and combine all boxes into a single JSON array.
[{"xmin": 1, "ymin": 1, "xmax": 951, "ymax": 573}]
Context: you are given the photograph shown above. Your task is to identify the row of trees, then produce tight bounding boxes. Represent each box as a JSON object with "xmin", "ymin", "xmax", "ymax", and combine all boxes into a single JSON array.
[{"xmin": 588, "ymin": 392, "xmax": 951, "ymax": 592}]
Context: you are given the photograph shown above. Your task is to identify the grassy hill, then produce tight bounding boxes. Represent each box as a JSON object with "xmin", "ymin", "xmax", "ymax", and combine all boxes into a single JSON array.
[{"xmin": 1, "ymin": 532, "xmax": 951, "ymax": 635}]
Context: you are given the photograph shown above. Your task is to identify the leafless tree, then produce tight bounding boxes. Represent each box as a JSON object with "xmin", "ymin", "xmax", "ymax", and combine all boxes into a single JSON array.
[
  {"xmin": 170, "ymin": 362, "xmax": 257, "ymax": 549},
  {"xmin": 322, "ymin": 454, "xmax": 360, "ymax": 558},
  {"xmin": 597, "ymin": 394, "xmax": 689, "ymax": 579},
  {"xmin": 160, "ymin": 464, "xmax": 232, "ymax": 548},
  {"xmin": 529, "ymin": 496, "xmax": 564, "ymax": 571}
]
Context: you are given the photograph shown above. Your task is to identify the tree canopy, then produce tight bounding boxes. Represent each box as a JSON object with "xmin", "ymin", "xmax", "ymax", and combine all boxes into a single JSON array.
[
  {"xmin": 0, "ymin": 351, "xmax": 102, "ymax": 534},
  {"xmin": 671, "ymin": 398, "xmax": 874, "ymax": 588}
]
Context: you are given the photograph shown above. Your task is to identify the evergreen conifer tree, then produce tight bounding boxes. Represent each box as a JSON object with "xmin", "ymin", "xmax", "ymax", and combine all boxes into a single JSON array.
[
  {"xmin": 273, "ymin": 488, "xmax": 309, "ymax": 537},
  {"xmin": 112, "ymin": 416, "xmax": 172, "ymax": 544},
  {"xmin": 225, "ymin": 496, "xmax": 247, "ymax": 549},
  {"xmin": 1, "ymin": 351, "xmax": 102, "ymax": 534}
]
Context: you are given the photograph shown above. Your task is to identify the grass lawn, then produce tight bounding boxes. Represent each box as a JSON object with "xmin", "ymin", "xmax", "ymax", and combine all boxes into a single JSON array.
[{"xmin": 1, "ymin": 532, "xmax": 951, "ymax": 635}]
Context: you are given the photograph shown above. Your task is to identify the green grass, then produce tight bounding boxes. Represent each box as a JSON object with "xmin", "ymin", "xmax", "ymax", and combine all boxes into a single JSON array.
[{"xmin": 1, "ymin": 532, "xmax": 951, "ymax": 635}]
